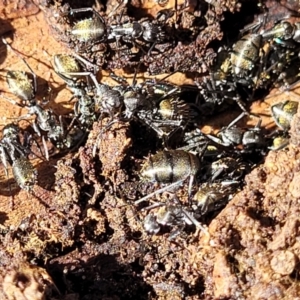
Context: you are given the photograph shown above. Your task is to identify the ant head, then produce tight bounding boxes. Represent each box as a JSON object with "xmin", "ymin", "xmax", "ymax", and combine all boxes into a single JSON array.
[
  {"xmin": 1, "ymin": 123, "xmax": 20, "ymax": 140},
  {"xmin": 27, "ymin": 99, "xmax": 37, "ymax": 107}
]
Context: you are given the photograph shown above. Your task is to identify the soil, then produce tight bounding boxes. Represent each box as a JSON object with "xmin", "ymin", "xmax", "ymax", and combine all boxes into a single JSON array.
[{"xmin": 1, "ymin": 0, "xmax": 300, "ymax": 299}]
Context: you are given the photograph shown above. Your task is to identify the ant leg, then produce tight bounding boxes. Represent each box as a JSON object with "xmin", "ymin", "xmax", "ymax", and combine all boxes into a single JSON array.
[
  {"xmin": 240, "ymin": 13, "xmax": 266, "ymax": 35},
  {"xmin": 73, "ymin": 101, "xmax": 80, "ymax": 117},
  {"xmin": 58, "ymin": 70, "xmax": 96, "ymax": 84},
  {"xmin": 141, "ymin": 201, "xmax": 165, "ymax": 212},
  {"xmin": 70, "ymin": 7, "xmax": 105, "ymax": 24},
  {"xmin": 226, "ymin": 111, "xmax": 249, "ymax": 129},
  {"xmin": 131, "ymin": 62, "xmax": 142, "ymax": 87},
  {"xmin": 231, "ymin": 94, "xmax": 261, "ymax": 124},
  {"xmin": 69, "ymin": 7, "xmax": 94, "ymax": 14},
  {"xmin": 30, "ymin": 121, "xmax": 42, "ymax": 137},
  {"xmin": 0, "ymin": 149, "xmax": 10, "ymax": 177},
  {"xmin": 92, "ymin": 117, "xmax": 124, "ymax": 157},
  {"xmin": 254, "ymin": 117, "xmax": 262, "ymax": 129},
  {"xmin": 23, "ymin": 132, "xmax": 45, "ymax": 161},
  {"xmin": 42, "ymin": 135, "xmax": 49, "ymax": 161},
  {"xmin": 9, "ymin": 185, "xmax": 14, "ymax": 210},
  {"xmin": 134, "ymin": 180, "xmax": 184, "ymax": 205},
  {"xmin": 72, "ymin": 53, "xmax": 100, "ymax": 74},
  {"xmin": 187, "ymin": 175, "xmax": 194, "ymax": 201},
  {"xmin": 182, "ymin": 208, "xmax": 209, "ymax": 235},
  {"xmin": 147, "ymin": 41, "xmax": 157, "ymax": 57},
  {"xmin": 168, "ymin": 227, "xmax": 184, "ymax": 240},
  {"xmin": 110, "ymin": 72, "xmax": 128, "ymax": 85},
  {"xmin": 109, "ymin": 62, "xmax": 140, "ymax": 88},
  {"xmin": 156, "ymin": 87, "xmax": 180, "ymax": 102},
  {"xmin": 140, "ymin": 117, "xmax": 168, "ymax": 137}
]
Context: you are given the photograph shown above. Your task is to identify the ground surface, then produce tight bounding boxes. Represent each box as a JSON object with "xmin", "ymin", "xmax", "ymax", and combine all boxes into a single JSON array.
[{"xmin": 1, "ymin": 1, "xmax": 300, "ymax": 299}]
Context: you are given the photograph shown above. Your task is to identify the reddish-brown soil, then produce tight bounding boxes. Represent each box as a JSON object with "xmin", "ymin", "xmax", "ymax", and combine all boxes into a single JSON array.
[{"xmin": 1, "ymin": 1, "xmax": 300, "ymax": 299}]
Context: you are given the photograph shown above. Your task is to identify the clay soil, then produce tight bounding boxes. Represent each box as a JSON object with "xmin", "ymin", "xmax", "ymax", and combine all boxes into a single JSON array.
[{"xmin": 1, "ymin": 1, "xmax": 300, "ymax": 299}]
